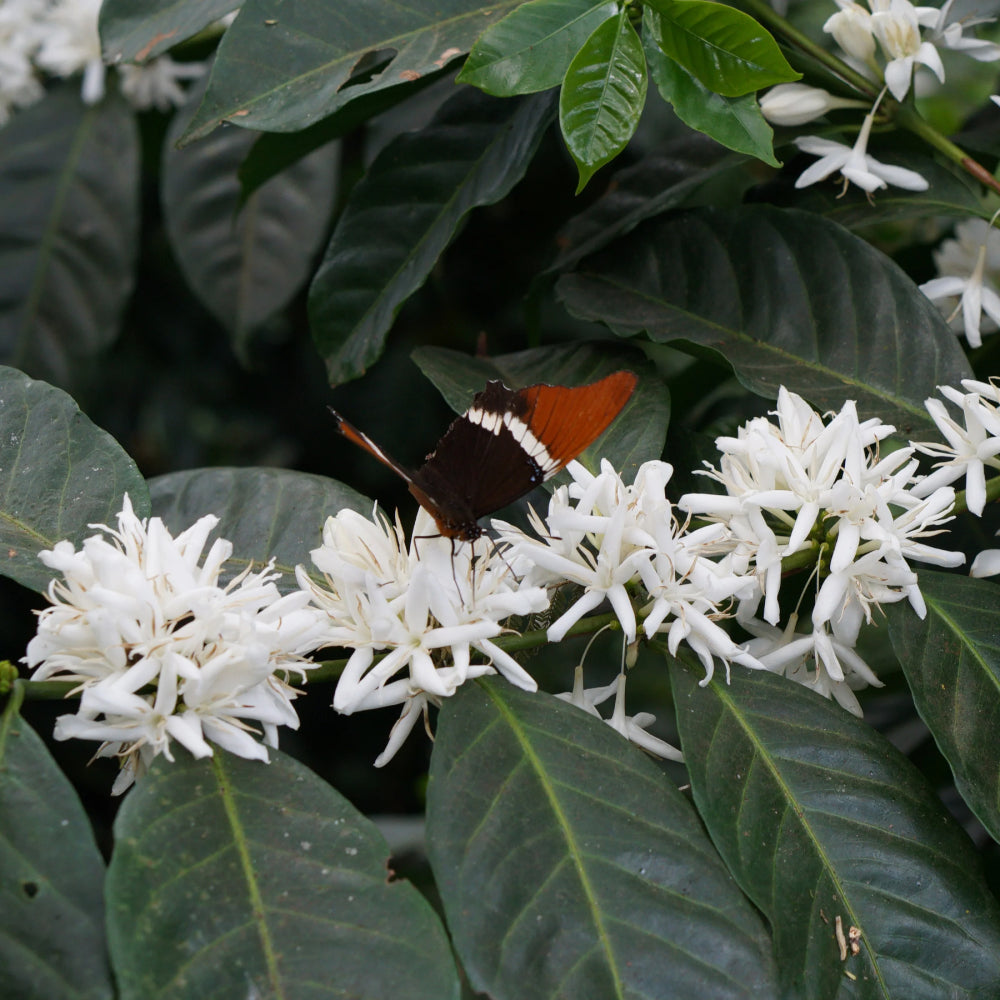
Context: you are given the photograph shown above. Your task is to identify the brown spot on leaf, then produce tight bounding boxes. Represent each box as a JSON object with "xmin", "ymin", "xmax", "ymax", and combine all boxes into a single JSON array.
[
  {"xmin": 435, "ymin": 47, "xmax": 462, "ymax": 68},
  {"xmin": 398, "ymin": 69, "xmax": 421, "ymax": 81},
  {"xmin": 135, "ymin": 30, "xmax": 178, "ymax": 63}
]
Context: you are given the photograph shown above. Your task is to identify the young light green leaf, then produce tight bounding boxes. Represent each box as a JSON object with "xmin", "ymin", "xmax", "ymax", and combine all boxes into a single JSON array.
[
  {"xmin": 644, "ymin": 0, "xmax": 798, "ymax": 96},
  {"xmin": 0, "ymin": 366, "xmax": 149, "ymax": 593},
  {"xmin": 0, "ymin": 692, "xmax": 112, "ymax": 1000},
  {"xmin": 182, "ymin": 0, "xmax": 522, "ymax": 141},
  {"xmin": 643, "ymin": 7, "xmax": 778, "ymax": 166},
  {"xmin": 557, "ymin": 204, "xmax": 972, "ymax": 438},
  {"xmin": 427, "ymin": 679, "xmax": 778, "ymax": 1000},
  {"xmin": 458, "ymin": 0, "xmax": 618, "ymax": 95},
  {"xmin": 0, "ymin": 86, "xmax": 138, "ymax": 385},
  {"xmin": 886, "ymin": 571, "xmax": 1000, "ymax": 843},
  {"xmin": 412, "ymin": 342, "xmax": 669, "ymax": 477},
  {"xmin": 309, "ymin": 88, "xmax": 554, "ymax": 385},
  {"xmin": 672, "ymin": 663, "xmax": 1000, "ymax": 999},
  {"xmin": 106, "ymin": 749, "xmax": 461, "ymax": 1000},
  {"xmin": 560, "ymin": 9, "xmax": 647, "ymax": 192},
  {"xmin": 148, "ymin": 467, "xmax": 371, "ymax": 593}
]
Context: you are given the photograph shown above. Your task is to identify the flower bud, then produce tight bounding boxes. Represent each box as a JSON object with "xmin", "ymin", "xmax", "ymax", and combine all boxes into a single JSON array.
[
  {"xmin": 759, "ymin": 83, "xmax": 867, "ymax": 126},
  {"xmin": 824, "ymin": 3, "xmax": 877, "ymax": 63}
]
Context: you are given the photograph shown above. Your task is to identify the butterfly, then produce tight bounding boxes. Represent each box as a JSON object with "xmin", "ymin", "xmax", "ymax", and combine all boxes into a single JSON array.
[{"xmin": 330, "ymin": 370, "xmax": 637, "ymax": 543}]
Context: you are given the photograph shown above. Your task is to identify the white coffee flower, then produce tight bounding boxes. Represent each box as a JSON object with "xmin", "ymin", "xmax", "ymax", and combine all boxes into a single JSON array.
[
  {"xmin": 557, "ymin": 666, "xmax": 683, "ymax": 760},
  {"xmin": 912, "ymin": 381, "xmax": 1000, "ymax": 514},
  {"xmin": 793, "ymin": 110, "xmax": 929, "ymax": 194},
  {"xmin": 33, "ymin": 0, "xmax": 106, "ymax": 104},
  {"xmin": 118, "ymin": 56, "xmax": 205, "ymax": 111},
  {"xmin": 0, "ymin": 0, "xmax": 46, "ymax": 126},
  {"xmin": 920, "ymin": 219, "xmax": 1000, "ymax": 348},
  {"xmin": 25, "ymin": 495, "xmax": 323, "ymax": 794},
  {"xmin": 921, "ymin": 0, "xmax": 1000, "ymax": 61},
  {"xmin": 298, "ymin": 506, "xmax": 549, "ymax": 764},
  {"xmin": 740, "ymin": 613, "xmax": 882, "ymax": 716},
  {"xmin": 496, "ymin": 460, "xmax": 762, "ymax": 682},
  {"xmin": 824, "ymin": 0, "xmax": 879, "ymax": 65},
  {"xmin": 870, "ymin": 0, "xmax": 945, "ymax": 100}
]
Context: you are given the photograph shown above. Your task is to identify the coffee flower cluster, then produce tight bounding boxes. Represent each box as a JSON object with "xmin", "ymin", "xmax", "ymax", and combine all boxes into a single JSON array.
[
  {"xmin": 28, "ymin": 380, "xmax": 1000, "ymax": 788},
  {"xmin": 25, "ymin": 497, "xmax": 323, "ymax": 794}
]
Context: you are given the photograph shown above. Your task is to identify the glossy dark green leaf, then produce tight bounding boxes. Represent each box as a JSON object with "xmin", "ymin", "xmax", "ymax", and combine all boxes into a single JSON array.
[
  {"xmin": 309, "ymin": 87, "xmax": 554, "ymax": 385},
  {"xmin": 148, "ymin": 467, "xmax": 370, "ymax": 592},
  {"xmin": 106, "ymin": 749, "xmax": 460, "ymax": 1000},
  {"xmin": 238, "ymin": 71, "xmax": 449, "ymax": 199},
  {"xmin": 0, "ymin": 366, "xmax": 149, "ymax": 593},
  {"xmin": 672, "ymin": 663, "xmax": 1000, "ymax": 999},
  {"xmin": 0, "ymin": 87, "xmax": 138, "ymax": 385},
  {"xmin": 560, "ymin": 9, "xmax": 647, "ymax": 192},
  {"xmin": 0, "ymin": 691, "xmax": 112, "ymax": 1000},
  {"xmin": 458, "ymin": 0, "xmax": 617, "ymax": 96},
  {"xmin": 412, "ymin": 343, "xmax": 668, "ymax": 478},
  {"xmin": 643, "ymin": 0, "xmax": 798, "ymax": 97},
  {"xmin": 548, "ymin": 137, "xmax": 743, "ymax": 274},
  {"xmin": 182, "ymin": 0, "xmax": 522, "ymax": 140},
  {"xmin": 886, "ymin": 571, "xmax": 1000, "ymax": 843},
  {"xmin": 99, "ymin": 0, "xmax": 237, "ymax": 62},
  {"xmin": 427, "ymin": 679, "xmax": 778, "ymax": 1000},
  {"xmin": 162, "ymin": 85, "xmax": 338, "ymax": 360},
  {"xmin": 643, "ymin": 8, "xmax": 778, "ymax": 166},
  {"xmin": 557, "ymin": 204, "xmax": 972, "ymax": 438}
]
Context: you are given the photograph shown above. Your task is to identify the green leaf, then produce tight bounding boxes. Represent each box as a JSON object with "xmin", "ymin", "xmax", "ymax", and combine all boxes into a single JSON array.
[
  {"xmin": 412, "ymin": 343, "xmax": 668, "ymax": 479},
  {"xmin": 309, "ymin": 87, "xmax": 554, "ymax": 385},
  {"xmin": 0, "ymin": 691, "xmax": 112, "ymax": 1000},
  {"xmin": 557, "ymin": 204, "xmax": 973, "ymax": 438},
  {"xmin": 427, "ymin": 679, "xmax": 779, "ymax": 1000},
  {"xmin": 458, "ymin": 0, "xmax": 618, "ymax": 96},
  {"xmin": 671, "ymin": 663, "xmax": 1000, "ymax": 999},
  {"xmin": 106, "ymin": 749, "xmax": 460, "ymax": 1000},
  {"xmin": 0, "ymin": 86, "xmax": 138, "ymax": 385},
  {"xmin": 162, "ymin": 83, "xmax": 338, "ymax": 360},
  {"xmin": 182, "ymin": 0, "xmax": 522, "ymax": 141},
  {"xmin": 99, "ymin": 0, "xmax": 237, "ymax": 62},
  {"xmin": 547, "ymin": 137, "xmax": 743, "ymax": 274},
  {"xmin": 886, "ymin": 571, "xmax": 1000, "ymax": 843},
  {"xmin": 643, "ymin": 0, "xmax": 798, "ymax": 97},
  {"xmin": 643, "ymin": 8, "xmax": 778, "ymax": 166},
  {"xmin": 0, "ymin": 366, "xmax": 149, "ymax": 593},
  {"xmin": 238, "ymin": 71, "xmax": 449, "ymax": 199},
  {"xmin": 560, "ymin": 9, "xmax": 647, "ymax": 193},
  {"xmin": 148, "ymin": 467, "xmax": 370, "ymax": 592}
]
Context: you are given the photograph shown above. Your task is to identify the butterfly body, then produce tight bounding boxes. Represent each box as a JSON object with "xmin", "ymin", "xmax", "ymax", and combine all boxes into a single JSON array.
[{"xmin": 331, "ymin": 370, "xmax": 637, "ymax": 541}]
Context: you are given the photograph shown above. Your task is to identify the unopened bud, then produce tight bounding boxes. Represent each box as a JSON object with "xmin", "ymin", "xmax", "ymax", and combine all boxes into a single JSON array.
[
  {"xmin": 824, "ymin": 3, "xmax": 878, "ymax": 63},
  {"xmin": 759, "ymin": 83, "xmax": 868, "ymax": 125}
]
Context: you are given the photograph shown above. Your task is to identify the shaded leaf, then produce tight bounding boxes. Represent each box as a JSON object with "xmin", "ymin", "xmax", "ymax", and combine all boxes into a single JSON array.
[
  {"xmin": 412, "ymin": 342, "xmax": 668, "ymax": 478},
  {"xmin": 886, "ymin": 571, "xmax": 1000, "ymax": 843},
  {"xmin": 643, "ymin": 8, "xmax": 778, "ymax": 167},
  {"xmin": 148, "ymin": 467, "xmax": 370, "ymax": 592},
  {"xmin": 309, "ymin": 87, "xmax": 554, "ymax": 385},
  {"xmin": 182, "ymin": 0, "xmax": 522, "ymax": 140},
  {"xmin": 643, "ymin": 0, "xmax": 798, "ymax": 96},
  {"xmin": 559, "ymin": 9, "xmax": 647, "ymax": 192},
  {"xmin": 557, "ymin": 204, "xmax": 972, "ymax": 437},
  {"xmin": 106, "ymin": 749, "xmax": 460, "ymax": 1000},
  {"xmin": 0, "ymin": 690, "xmax": 112, "ymax": 1000},
  {"xmin": 458, "ymin": 0, "xmax": 618, "ymax": 96},
  {"xmin": 238, "ymin": 70, "xmax": 449, "ymax": 199},
  {"xmin": 672, "ymin": 663, "xmax": 1000, "ymax": 999},
  {"xmin": 0, "ymin": 86, "xmax": 138, "ymax": 385},
  {"xmin": 100, "ymin": 0, "xmax": 237, "ymax": 63},
  {"xmin": 427, "ymin": 679, "xmax": 778, "ymax": 1000},
  {"xmin": 162, "ymin": 84, "xmax": 338, "ymax": 360},
  {"xmin": 0, "ymin": 366, "xmax": 149, "ymax": 593},
  {"xmin": 547, "ymin": 136, "xmax": 743, "ymax": 274}
]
